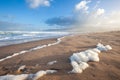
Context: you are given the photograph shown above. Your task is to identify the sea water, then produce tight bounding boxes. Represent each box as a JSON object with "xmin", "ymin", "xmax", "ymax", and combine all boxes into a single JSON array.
[{"xmin": 0, "ymin": 31, "xmax": 70, "ymax": 47}]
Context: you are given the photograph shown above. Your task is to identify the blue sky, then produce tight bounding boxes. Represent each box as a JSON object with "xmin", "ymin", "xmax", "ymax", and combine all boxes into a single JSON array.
[{"xmin": 0, "ymin": 0, "xmax": 120, "ymax": 31}]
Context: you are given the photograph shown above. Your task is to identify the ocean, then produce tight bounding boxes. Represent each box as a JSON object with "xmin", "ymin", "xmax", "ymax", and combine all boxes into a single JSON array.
[{"xmin": 0, "ymin": 31, "xmax": 70, "ymax": 47}]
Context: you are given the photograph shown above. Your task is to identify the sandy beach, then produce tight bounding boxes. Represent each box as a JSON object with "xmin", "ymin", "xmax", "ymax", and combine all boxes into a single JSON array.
[{"xmin": 0, "ymin": 31, "xmax": 120, "ymax": 80}]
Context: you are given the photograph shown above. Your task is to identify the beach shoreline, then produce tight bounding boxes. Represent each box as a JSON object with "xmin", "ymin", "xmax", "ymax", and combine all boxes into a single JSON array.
[{"xmin": 0, "ymin": 31, "xmax": 120, "ymax": 80}]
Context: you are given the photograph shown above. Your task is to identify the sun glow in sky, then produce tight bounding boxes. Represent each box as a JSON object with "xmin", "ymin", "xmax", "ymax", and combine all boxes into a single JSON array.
[{"xmin": 0, "ymin": 0, "xmax": 120, "ymax": 31}]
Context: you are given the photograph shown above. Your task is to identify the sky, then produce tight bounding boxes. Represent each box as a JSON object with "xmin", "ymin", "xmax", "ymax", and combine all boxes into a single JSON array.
[{"xmin": 0, "ymin": 0, "xmax": 120, "ymax": 32}]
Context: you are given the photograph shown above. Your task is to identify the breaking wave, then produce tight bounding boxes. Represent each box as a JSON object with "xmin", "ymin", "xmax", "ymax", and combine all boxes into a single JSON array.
[{"xmin": 0, "ymin": 31, "xmax": 69, "ymax": 47}]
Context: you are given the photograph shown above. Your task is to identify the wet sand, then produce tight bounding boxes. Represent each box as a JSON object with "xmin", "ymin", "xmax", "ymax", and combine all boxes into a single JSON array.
[{"xmin": 0, "ymin": 31, "xmax": 120, "ymax": 80}]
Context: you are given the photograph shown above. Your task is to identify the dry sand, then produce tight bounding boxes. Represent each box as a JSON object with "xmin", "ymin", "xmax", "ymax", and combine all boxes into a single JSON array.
[{"xmin": 0, "ymin": 31, "xmax": 120, "ymax": 80}]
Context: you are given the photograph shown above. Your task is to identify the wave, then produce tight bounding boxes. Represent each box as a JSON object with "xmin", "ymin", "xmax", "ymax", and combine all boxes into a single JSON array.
[
  {"xmin": 0, "ymin": 31, "xmax": 70, "ymax": 47},
  {"xmin": 0, "ymin": 36, "xmax": 65, "ymax": 62}
]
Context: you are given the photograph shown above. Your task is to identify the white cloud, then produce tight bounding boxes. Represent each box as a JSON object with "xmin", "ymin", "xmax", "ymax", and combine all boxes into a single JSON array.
[
  {"xmin": 75, "ymin": 0, "xmax": 91, "ymax": 13},
  {"xmin": 95, "ymin": 8, "xmax": 105, "ymax": 16},
  {"xmin": 26, "ymin": 0, "xmax": 52, "ymax": 8}
]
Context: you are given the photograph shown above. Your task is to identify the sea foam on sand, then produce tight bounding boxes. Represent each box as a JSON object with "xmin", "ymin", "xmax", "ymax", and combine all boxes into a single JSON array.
[
  {"xmin": 0, "ymin": 36, "xmax": 65, "ymax": 62},
  {"xmin": 0, "ymin": 70, "xmax": 57, "ymax": 80},
  {"xmin": 47, "ymin": 60, "xmax": 57, "ymax": 65},
  {"xmin": 69, "ymin": 43, "xmax": 112, "ymax": 73}
]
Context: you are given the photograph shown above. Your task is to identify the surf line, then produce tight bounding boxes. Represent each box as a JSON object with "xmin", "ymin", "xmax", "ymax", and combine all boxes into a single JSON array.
[{"xmin": 0, "ymin": 36, "xmax": 65, "ymax": 62}]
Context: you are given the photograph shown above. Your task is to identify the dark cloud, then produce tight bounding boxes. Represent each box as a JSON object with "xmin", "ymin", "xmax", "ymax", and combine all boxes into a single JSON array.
[
  {"xmin": 2, "ymin": 15, "xmax": 15, "ymax": 19},
  {"xmin": 45, "ymin": 16, "xmax": 76, "ymax": 26},
  {"xmin": 1, "ymin": 15, "xmax": 15, "ymax": 22},
  {"xmin": 0, "ymin": 21, "xmax": 38, "ymax": 31}
]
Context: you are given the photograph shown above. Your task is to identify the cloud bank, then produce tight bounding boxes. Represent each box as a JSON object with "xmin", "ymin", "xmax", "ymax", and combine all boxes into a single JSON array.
[
  {"xmin": 26, "ymin": 0, "xmax": 52, "ymax": 8},
  {"xmin": 71, "ymin": 0, "xmax": 120, "ymax": 32}
]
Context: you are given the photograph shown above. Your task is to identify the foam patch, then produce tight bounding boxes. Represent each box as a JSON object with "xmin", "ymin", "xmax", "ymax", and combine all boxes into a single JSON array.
[{"xmin": 69, "ymin": 43, "xmax": 112, "ymax": 73}]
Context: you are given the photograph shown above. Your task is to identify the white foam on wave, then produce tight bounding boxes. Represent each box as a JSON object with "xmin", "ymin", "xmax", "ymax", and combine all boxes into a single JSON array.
[
  {"xmin": 0, "ymin": 31, "xmax": 70, "ymax": 47},
  {"xmin": 0, "ymin": 70, "xmax": 57, "ymax": 80},
  {"xmin": 0, "ymin": 36, "xmax": 65, "ymax": 62},
  {"xmin": 69, "ymin": 43, "xmax": 112, "ymax": 73}
]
